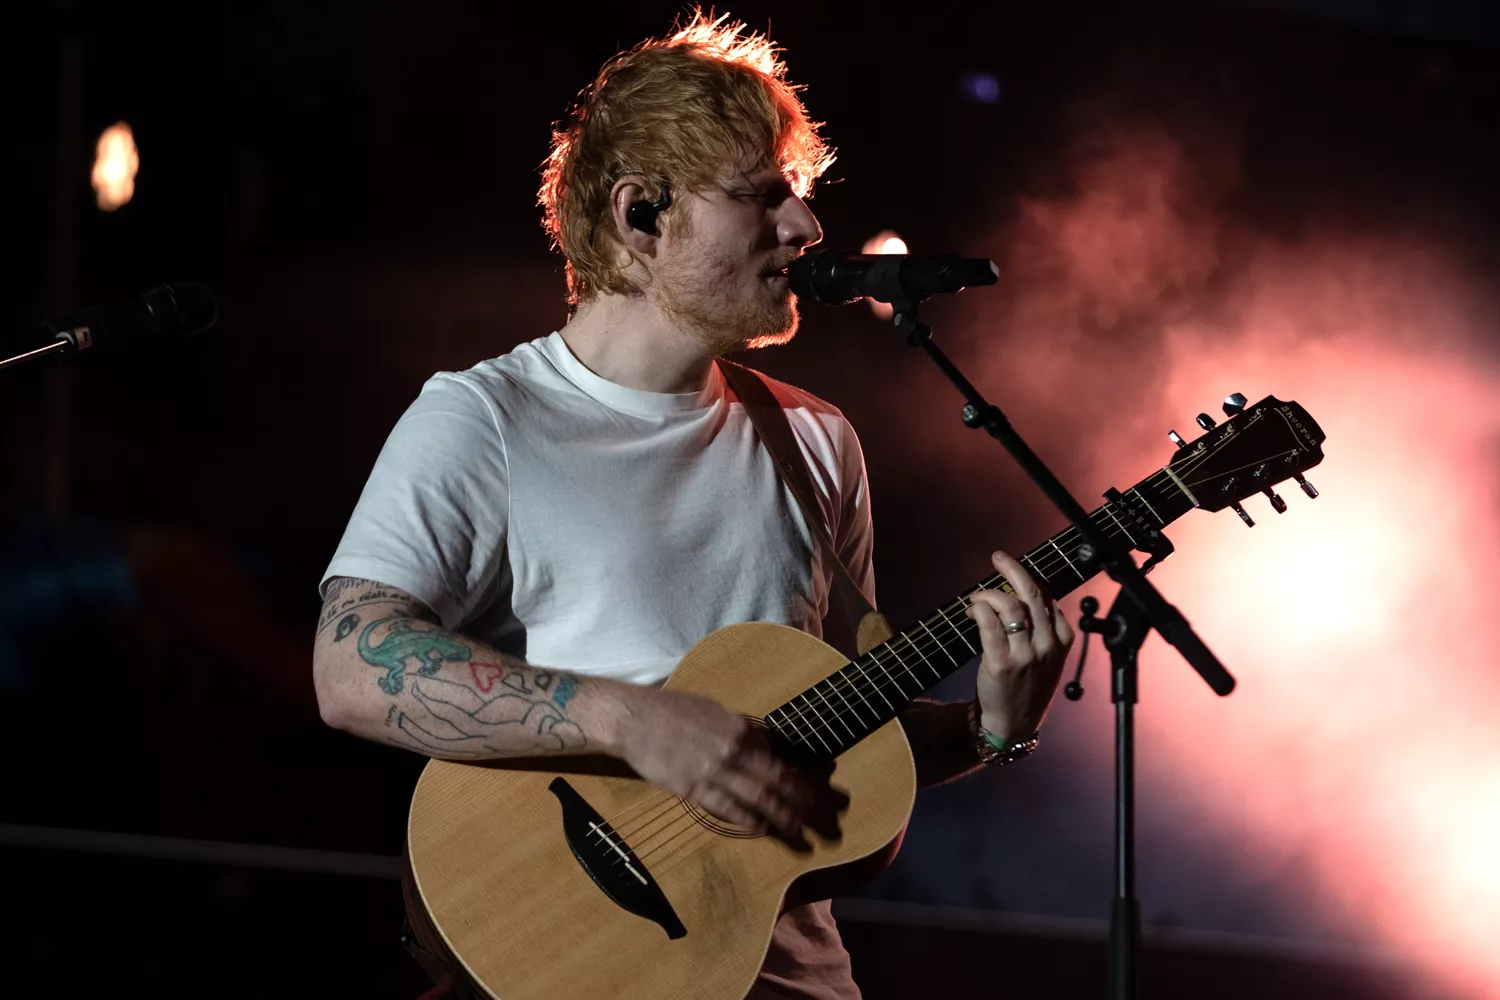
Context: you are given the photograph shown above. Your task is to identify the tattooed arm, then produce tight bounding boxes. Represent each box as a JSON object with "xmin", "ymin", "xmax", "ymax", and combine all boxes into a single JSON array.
[
  {"xmin": 313, "ymin": 578, "xmax": 842, "ymax": 835},
  {"xmin": 311, "ymin": 577, "xmax": 637, "ymax": 759}
]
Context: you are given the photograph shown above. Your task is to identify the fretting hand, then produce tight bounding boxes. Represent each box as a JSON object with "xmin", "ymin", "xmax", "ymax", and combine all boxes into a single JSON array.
[{"xmin": 967, "ymin": 550, "xmax": 1075, "ymax": 741}]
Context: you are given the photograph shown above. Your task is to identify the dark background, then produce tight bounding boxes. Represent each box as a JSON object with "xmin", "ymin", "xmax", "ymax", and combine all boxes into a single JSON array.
[{"xmin": 4, "ymin": 2, "xmax": 1496, "ymax": 997}]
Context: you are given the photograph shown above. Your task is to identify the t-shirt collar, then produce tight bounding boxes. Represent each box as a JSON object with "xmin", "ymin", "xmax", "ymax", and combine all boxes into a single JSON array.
[{"xmin": 539, "ymin": 331, "xmax": 726, "ymax": 415}]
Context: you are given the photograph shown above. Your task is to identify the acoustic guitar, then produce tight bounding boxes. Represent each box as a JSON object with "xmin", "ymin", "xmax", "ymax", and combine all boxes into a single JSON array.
[{"xmin": 406, "ymin": 394, "xmax": 1325, "ymax": 999}]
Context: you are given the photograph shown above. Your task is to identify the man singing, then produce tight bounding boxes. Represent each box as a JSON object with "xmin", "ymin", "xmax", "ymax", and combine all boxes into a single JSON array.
[{"xmin": 313, "ymin": 12, "xmax": 1073, "ymax": 998}]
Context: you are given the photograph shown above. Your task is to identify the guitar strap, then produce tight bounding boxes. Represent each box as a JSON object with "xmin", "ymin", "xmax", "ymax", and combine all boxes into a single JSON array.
[{"xmin": 716, "ymin": 359, "xmax": 894, "ymax": 658}]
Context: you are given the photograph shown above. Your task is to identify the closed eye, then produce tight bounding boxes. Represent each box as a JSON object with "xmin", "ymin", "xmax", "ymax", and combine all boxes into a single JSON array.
[{"xmin": 728, "ymin": 179, "xmax": 795, "ymax": 208}]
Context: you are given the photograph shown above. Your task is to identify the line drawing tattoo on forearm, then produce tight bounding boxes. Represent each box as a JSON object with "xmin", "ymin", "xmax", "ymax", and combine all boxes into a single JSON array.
[
  {"xmin": 351, "ymin": 615, "xmax": 587, "ymax": 758},
  {"xmin": 393, "ymin": 676, "xmax": 587, "ymax": 756}
]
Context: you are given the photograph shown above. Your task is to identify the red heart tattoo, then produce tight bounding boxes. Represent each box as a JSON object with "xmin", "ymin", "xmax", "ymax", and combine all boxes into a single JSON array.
[{"xmin": 469, "ymin": 661, "xmax": 505, "ymax": 692}]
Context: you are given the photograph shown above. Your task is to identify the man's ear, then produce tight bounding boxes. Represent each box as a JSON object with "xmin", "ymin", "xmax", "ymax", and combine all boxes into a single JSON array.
[{"xmin": 608, "ymin": 176, "xmax": 661, "ymax": 259}]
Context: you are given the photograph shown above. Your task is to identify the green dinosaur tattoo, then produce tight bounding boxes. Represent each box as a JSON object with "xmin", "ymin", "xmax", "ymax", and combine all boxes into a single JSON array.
[{"xmin": 358, "ymin": 618, "xmax": 472, "ymax": 695}]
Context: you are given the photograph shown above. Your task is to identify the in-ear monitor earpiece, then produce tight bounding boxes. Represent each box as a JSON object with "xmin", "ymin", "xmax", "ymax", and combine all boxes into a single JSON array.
[{"xmin": 627, "ymin": 180, "xmax": 673, "ymax": 235}]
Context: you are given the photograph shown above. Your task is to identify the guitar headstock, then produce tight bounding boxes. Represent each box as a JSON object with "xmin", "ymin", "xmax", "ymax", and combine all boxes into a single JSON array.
[{"xmin": 1167, "ymin": 394, "xmax": 1325, "ymax": 524}]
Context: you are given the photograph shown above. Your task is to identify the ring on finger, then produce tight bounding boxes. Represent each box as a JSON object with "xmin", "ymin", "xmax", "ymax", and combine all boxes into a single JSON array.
[{"xmin": 1003, "ymin": 619, "xmax": 1031, "ymax": 634}]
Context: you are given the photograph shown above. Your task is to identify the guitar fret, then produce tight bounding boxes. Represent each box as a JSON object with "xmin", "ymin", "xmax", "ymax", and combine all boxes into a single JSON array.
[
  {"xmin": 916, "ymin": 619, "xmax": 959, "ymax": 668},
  {"xmin": 839, "ymin": 667, "xmax": 880, "ymax": 723},
  {"xmin": 767, "ymin": 707, "xmax": 811, "ymax": 753},
  {"xmin": 778, "ymin": 705, "xmax": 819, "ymax": 753},
  {"xmin": 794, "ymin": 694, "xmax": 835, "ymax": 754},
  {"xmin": 1021, "ymin": 551, "xmax": 1065, "ymax": 600},
  {"xmin": 882, "ymin": 643, "xmax": 924, "ymax": 694},
  {"xmin": 1047, "ymin": 538, "xmax": 1086, "ymax": 582},
  {"xmin": 866, "ymin": 647, "xmax": 905, "ymax": 699},
  {"xmin": 826, "ymin": 670, "xmax": 872, "ymax": 727},
  {"xmin": 1102, "ymin": 503, "xmax": 1138, "ymax": 547},
  {"xmin": 810, "ymin": 681, "xmax": 857, "ymax": 743},
  {"xmin": 900, "ymin": 630, "xmax": 944, "ymax": 681},
  {"xmin": 876, "ymin": 650, "xmax": 906, "ymax": 695},
  {"xmin": 857, "ymin": 655, "xmax": 896, "ymax": 711},
  {"xmin": 940, "ymin": 600, "xmax": 979, "ymax": 656},
  {"xmin": 1129, "ymin": 486, "xmax": 1164, "ymax": 525}
]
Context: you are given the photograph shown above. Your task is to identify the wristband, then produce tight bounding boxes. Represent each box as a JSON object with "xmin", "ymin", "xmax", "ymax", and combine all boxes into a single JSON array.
[{"xmin": 969, "ymin": 701, "xmax": 1039, "ymax": 767}]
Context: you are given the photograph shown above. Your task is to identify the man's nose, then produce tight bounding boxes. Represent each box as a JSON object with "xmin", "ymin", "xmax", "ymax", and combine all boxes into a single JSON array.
[{"xmin": 778, "ymin": 196, "xmax": 823, "ymax": 250}]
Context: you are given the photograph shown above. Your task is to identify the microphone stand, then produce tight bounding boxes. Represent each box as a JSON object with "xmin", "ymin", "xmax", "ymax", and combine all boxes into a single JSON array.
[
  {"xmin": 0, "ymin": 339, "xmax": 75, "ymax": 372},
  {"xmin": 1, "ymin": 322, "xmax": 93, "ymax": 373},
  {"xmin": 881, "ymin": 290, "xmax": 1236, "ymax": 1000}
]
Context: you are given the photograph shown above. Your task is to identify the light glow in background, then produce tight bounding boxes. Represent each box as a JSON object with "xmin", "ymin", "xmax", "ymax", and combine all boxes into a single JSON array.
[
  {"xmin": 940, "ymin": 124, "xmax": 1500, "ymax": 997},
  {"xmin": 860, "ymin": 231, "xmax": 909, "ymax": 321},
  {"xmin": 91, "ymin": 121, "xmax": 139, "ymax": 211}
]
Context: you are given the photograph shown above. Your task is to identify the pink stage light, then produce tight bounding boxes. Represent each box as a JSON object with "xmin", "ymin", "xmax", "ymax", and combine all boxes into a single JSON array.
[{"xmin": 942, "ymin": 125, "xmax": 1500, "ymax": 997}]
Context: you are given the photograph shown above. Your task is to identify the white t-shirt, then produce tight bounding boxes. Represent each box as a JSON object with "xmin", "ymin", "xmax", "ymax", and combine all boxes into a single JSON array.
[{"xmin": 323, "ymin": 331, "xmax": 875, "ymax": 998}]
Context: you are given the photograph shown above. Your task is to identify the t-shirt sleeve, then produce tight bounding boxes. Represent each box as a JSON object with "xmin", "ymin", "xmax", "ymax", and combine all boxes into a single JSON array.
[
  {"xmin": 320, "ymin": 373, "xmax": 509, "ymax": 630},
  {"xmin": 834, "ymin": 416, "xmax": 877, "ymax": 610}
]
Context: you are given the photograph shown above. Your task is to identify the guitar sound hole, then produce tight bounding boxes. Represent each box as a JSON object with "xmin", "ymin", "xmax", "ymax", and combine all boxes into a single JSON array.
[{"xmin": 677, "ymin": 715, "xmax": 782, "ymax": 839}]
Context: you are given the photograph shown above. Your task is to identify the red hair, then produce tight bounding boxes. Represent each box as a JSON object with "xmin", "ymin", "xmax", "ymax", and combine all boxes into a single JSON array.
[{"xmin": 538, "ymin": 10, "xmax": 835, "ymax": 305}]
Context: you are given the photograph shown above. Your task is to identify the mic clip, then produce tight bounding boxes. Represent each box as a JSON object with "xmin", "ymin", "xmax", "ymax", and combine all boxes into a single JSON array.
[{"xmin": 48, "ymin": 317, "xmax": 95, "ymax": 351}]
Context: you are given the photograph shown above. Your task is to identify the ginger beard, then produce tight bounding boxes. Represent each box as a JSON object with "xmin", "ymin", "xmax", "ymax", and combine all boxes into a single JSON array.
[{"xmin": 652, "ymin": 207, "xmax": 800, "ymax": 355}]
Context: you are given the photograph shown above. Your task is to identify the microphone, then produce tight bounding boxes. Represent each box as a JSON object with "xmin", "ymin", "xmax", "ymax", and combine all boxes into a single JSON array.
[
  {"xmin": 789, "ymin": 250, "xmax": 999, "ymax": 306},
  {"xmin": 2, "ymin": 283, "xmax": 217, "ymax": 373},
  {"xmin": 42, "ymin": 282, "xmax": 218, "ymax": 352}
]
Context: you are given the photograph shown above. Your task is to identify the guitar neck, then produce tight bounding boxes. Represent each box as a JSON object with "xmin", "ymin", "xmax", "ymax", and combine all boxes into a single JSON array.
[{"xmin": 763, "ymin": 467, "xmax": 1197, "ymax": 760}]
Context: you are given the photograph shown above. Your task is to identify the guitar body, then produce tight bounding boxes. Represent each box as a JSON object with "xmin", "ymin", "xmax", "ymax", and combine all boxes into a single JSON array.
[{"xmin": 407, "ymin": 622, "xmax": 918, "ymax": 1000}]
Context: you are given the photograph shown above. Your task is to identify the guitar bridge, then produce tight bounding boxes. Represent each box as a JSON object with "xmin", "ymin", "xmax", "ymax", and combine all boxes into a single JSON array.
[{"xmin": 548, "ymin": 777, "xmax": 687, "ymax": 939}]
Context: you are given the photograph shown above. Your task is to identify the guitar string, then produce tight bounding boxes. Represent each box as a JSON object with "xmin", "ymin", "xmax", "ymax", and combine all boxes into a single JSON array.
[
  {"xmin": 637, "ymin": 809, "xmax": 715, "ymax": 871},
  {"xmin": 605, "ymin": 792, "xmax": 698, "ymax": 847},
  {"xmin": 590, "ymin": 792, "xmax": 736, "ymax": 870},
  {"xmin": 600, "ymin": 464, "xmax": 1200, "ymax": 854},
  {"xmin": 651, "ymin": 819, "xmax": 744, "ymax": 876},
  {"xmin": 597, "ymin": 453, "xmax": 1237, "ymax": 867}
]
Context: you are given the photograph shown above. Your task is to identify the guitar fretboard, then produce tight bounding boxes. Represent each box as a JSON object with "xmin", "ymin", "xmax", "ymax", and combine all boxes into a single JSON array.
[{"xmin": 763, "ymin": 467, "xmax": 1196, "ymax": 759}]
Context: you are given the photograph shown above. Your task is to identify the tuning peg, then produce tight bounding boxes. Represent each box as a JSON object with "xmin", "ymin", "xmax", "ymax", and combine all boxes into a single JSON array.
[
  {"xmin": 1222, "ymin": 393, "xmax": 1247, "ymax": 417},
  {"xmin": 1168, "ymin": 429, "xmax": 1187, "ymax": 449},
  {"xmin": 1196, "ymin": 413, "xmax": 1217, "ymax": 431},
  {"xmin": 1293, "ymin": 473, "xmax": 1318, "ymax": 498},
  {"xmin": 1263, "ymin": 488, "xmax": 1288, "ymax": 514},
  {"xmin": 1231, "ymin": 502, "xmax": 1255, "ymax": 527}
]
